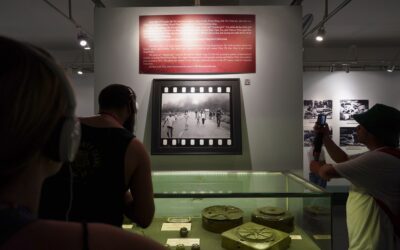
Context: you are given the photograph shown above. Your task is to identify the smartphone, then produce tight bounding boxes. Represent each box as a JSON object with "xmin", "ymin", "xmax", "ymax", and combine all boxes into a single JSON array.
[{"xmin": 317, "ymin": 114, "xmax": 327, "ymax": 125}]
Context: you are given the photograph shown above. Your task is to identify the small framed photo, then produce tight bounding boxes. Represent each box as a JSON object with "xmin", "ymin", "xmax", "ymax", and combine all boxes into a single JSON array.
[
  {"xmin": 340, "ymin": 127, "xmax": 364, "ymax": 147},
  {"xmin": 304, "ymin": 129, "xmax": 333, "ymax": 147},
  {"xmin": 151, "ymin": 78, "xmax": 242, "ymax": 154},
  {"xmin": 304, "ymin": 100, "xmax": 333, "ymax": 120},
  {"xmin": 340, "ymin": 99, "xmax": 369, "ymax": 121}
]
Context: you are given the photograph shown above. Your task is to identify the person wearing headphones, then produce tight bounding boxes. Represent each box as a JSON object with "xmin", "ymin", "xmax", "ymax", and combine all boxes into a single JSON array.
[
  {"xmin": 310, "ymin": 103, "xmax": 400, "ymax": 249},
  {"xmin": 0, "ymin": 36, "xmax": 164, "ymax": 249},
  {"xmin": 40, "ymin": 83, "xmax": 156, "ymax": 229}
]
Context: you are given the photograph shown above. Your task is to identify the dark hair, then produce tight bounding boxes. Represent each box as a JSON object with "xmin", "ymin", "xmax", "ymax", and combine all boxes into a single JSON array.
[
  {"xmin": 98, "ymin": 84, "xmax": 136, "ymax": 111},
  {"xmin": 0, "ymin": 36, "xmax": 69, "ymax": 178},
  {"xmin": 354, "ymin": 103, "xmax": 400, "ymax": 147}
]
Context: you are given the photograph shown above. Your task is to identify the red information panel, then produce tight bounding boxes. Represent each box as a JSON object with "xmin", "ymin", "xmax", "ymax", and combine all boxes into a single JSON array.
[{"xmin": 139, "ymin": 14, "xmax": 255, "ymax": 74}]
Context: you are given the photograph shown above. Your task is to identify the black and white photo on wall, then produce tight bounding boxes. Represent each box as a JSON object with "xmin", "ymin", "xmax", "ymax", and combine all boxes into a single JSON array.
[
  {"xmin": 304, "ymin": 129, "xmax": 333, "ymax": 147},
  {"xmin": 303, "ymin": 100, "xmax": 333, "ymax": 120},
  {"xmin": 340, "ymin": 99, "xmax": 369, "ymax": 120},
  {"xmin": 151, "ymin": 78, "xmax": 242, "ymax": 154},
  {"xmin": 340, "ymin": 127, "xmax": 365, "ymax": 147}
]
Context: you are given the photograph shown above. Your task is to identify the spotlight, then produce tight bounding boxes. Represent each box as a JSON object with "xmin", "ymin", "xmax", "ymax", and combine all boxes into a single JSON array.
[
  {"xmin": 77, "ymin": 69, "xmax": 83, "ymax": 75},
  {"xmin": 386, "ymin": 65, "xmax": 395, "ymax": 73},
  {"xmin": 80, "ymin": 40, "xmax": 87, "ymax": 47},
  {"xmin": 315, "ymin": 27, "xmax": 326, "ymax": 42},
  {"xmin": 77, "ymin": 32, "xmax": 88, "ymax": 47}
]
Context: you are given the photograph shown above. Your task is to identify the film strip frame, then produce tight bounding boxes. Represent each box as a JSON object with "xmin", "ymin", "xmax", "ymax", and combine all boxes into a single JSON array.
[
  {"xmin": 151, "ymin": 78, "xmax": 242, "ymax": 155},
  {"xmin": 162, "ymin": 138, "xmax": 233, "ymax": 147},
  {"xmin": 162, "ymin": 85, "xmax": 232, "ymax": 94}
]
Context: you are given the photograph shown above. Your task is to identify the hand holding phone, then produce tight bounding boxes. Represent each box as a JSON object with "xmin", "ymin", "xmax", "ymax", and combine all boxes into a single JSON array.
[
  {"xmin": 313, "ymin": 114, "xmax": 327, "ymax": 158},
  {"xmin": 317, "ymin": 114, "xmax": 327, "ymax": 126},
  {"xmin": 311, "ymin": 114, "xmax": 328, "ymax": 187}
]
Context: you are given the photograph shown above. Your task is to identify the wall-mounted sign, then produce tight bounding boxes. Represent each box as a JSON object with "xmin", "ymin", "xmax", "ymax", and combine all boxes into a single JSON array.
[{"xmin": 140, "ymin": 14, "xmax": 255, "ymax": 74}]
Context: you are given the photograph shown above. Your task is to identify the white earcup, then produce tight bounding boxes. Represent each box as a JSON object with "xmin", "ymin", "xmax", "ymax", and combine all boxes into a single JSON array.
[{"xmin": 59, "ymin": 117, "xmax": 81, "ymax": 162}]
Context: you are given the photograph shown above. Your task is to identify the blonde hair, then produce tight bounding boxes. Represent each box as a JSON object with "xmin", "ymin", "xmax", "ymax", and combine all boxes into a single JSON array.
[{"xmin": 0, "ymin": 36, "xmax": 69, "ymax": 179}]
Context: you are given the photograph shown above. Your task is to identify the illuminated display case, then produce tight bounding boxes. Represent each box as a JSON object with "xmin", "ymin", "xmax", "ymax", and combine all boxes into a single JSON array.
[{"xmin": 124, "ymin": 171, "xmax": 332, "ymax": 250}]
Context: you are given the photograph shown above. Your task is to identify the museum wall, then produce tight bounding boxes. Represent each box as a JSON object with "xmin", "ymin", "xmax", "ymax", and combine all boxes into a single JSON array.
[
  {"xmin": 303, "ymin": 71, "xmax": 400, "ymax": 186},
  {"xmin": 94, "ymin": 6, "xmax": 303, "ymax": 171},
  {"xmin": 69, "ymin": 63, "xmax": 400, "ymax": 180},
  {"xmin": 49, "ymin": 49, "xmax": 95, "ymax": 118},
  {"xmin": 69, "ymin": 72, "xmax": 95, "ymax": 117}
]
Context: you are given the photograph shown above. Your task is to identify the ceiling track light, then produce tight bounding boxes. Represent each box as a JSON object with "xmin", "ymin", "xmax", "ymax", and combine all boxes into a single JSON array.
[
  {"xmin": 43, "ymin": 0, "xmax": 93, "ymax": 49},
  {"xmin": 303, "ymin": 0, "xmax": 353, "ymax": 39},
  {"xmin": 315, "ymin": 0, "xmax": 329, "ymax": 42},
  {"xmin": 77, "ymin": 31, "xmax": 89, "ymax": 47},
  {"xmin": 84, "ymin": 44, "xmax": 91, "ymax": 50},
  {"xmin": 303, "ymin": 63, "xmax": 396, "ymax": 72},
  {"xmin": 315, "ymin": 27, "xmax": 326, "ymax": 42},
  {"xmin": 386, "ymin": 65, "xmax": 395, "ymax": 73},
  {"xmin": 72, "ymin": 49, "xmax": 93, "ymax": 75}
]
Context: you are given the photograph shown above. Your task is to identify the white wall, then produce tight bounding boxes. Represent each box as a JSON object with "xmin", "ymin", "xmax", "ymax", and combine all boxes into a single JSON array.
[
  {"xmin": 303, "ymin": 71, "xmax": 400, "ymax": 186},
  {"xmin": 69, "ymin": 63, "xmax": 400, "ymax": 178},
  {"xmin": 49, "ymin": 50, "xmax": 95, "ymax": 117},
  {"xmin": 68, "ymin": 72, "xmax": 95, "ymax": 117},
  {"xmin": 95, "ymin": 6, "xmax": 303, "ymax": 171}
]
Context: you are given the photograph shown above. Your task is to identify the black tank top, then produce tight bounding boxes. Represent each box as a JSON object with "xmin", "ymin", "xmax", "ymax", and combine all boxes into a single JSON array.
[{"xmin": 39, "ymin": 124, "xmax": 134, "ymax": 227}]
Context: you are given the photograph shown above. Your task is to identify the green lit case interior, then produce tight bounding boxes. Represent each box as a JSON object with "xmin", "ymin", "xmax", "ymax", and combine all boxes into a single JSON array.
[{"xmin": 124, "ymin": 171, "xmax": 332, "ymax": 250}]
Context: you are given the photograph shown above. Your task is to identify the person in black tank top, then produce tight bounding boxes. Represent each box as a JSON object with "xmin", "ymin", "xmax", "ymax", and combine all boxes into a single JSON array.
[
  {"xmin": 40, "ymin": 125, "xmax": 133, "ymax": 226},
  {"xmin": 40, "ymin": 84, "xmax": 156, "ymax": 228}
]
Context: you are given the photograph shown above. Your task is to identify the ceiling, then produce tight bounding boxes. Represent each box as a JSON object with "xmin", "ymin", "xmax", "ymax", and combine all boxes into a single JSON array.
[{"xmin": 1, "ymin": 0, "xmax": 399, "ymax": 71}]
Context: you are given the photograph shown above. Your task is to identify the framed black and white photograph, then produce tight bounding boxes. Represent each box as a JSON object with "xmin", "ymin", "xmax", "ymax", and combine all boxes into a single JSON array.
[
  {"xmin": 151, "ymin": 79, "xmax": 242, "ymax": 154},
  {"xmin": 304, "ymin": 100, "xmax": 333, "ymax": 119},
  {"xmin": 340, "ymin": 127, "xmax": 364, "ymax": 146},
  {"xmin": 340, "ymin": 99, "xmax": 369, "ymax": 120},
  {"xmin": 304, "ymin": 129, "xmax": 333, "ymax": 147}
]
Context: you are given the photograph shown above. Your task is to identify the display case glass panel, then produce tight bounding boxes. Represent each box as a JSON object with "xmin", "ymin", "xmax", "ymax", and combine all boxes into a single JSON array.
[{"xmin": 125, "ymin": 171, "xmax": 332, "ymax": 250}]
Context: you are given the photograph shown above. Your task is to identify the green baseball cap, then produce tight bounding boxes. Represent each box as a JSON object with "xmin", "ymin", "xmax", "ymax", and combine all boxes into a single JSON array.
[{"xmin": 353, "ymin": 103, "xmax": 400, "ymax": 147}]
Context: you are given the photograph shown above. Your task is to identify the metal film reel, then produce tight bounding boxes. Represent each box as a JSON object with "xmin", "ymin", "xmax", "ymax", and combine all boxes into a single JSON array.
[
  {"xmin": 237, "ymin": 224, "xmax": 275, "ymax": 242},
  {"xmin": 202, "ymin": 205, "xmax": 243, "ymax": 220},
  {"xmin": 259, "ymin": 206, "xmax": 285, "ymax": 216}
]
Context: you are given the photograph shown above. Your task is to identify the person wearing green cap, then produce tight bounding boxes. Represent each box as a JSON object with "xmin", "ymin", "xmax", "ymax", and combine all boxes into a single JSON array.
[{"xmin": 310, "ymin": 103, "xmax": 400, "ymax": 250}]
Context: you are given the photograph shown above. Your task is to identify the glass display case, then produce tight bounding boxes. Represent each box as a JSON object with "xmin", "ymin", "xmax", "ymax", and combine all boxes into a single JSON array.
[{"xmin": 124, "ymin": 171, "xmax": 332, "ymax": 250}]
